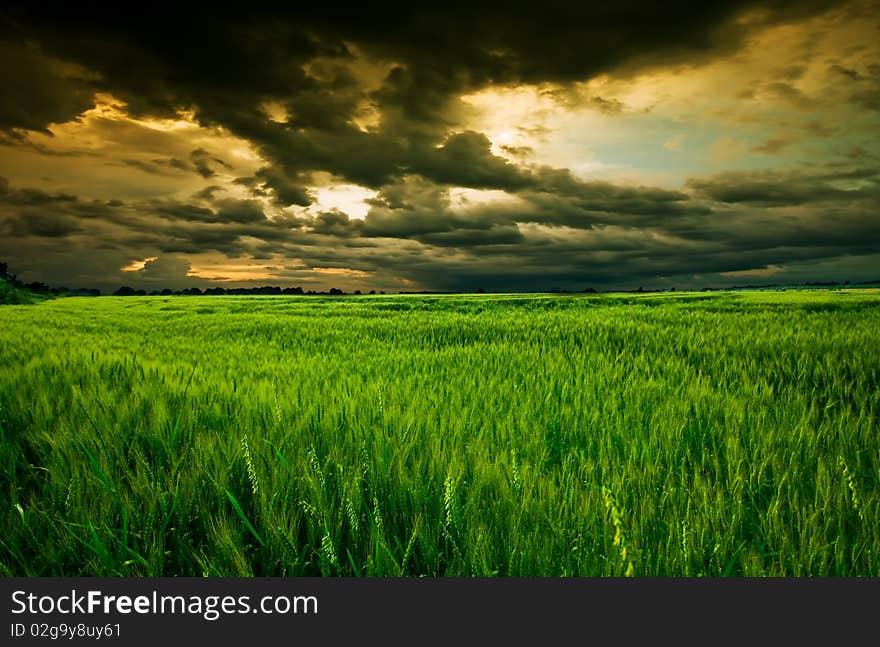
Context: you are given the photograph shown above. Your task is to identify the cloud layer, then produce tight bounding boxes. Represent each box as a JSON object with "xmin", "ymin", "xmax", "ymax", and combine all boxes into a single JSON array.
[{"xmin": 0, "ymin": 1, "xmax": 878, "ymax": 291}]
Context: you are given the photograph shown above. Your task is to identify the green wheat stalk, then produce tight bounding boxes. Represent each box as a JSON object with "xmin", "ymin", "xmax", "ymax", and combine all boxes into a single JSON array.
[{"xmin": 602, "ymin": 485, "xmax": 635, "ymax": 577}]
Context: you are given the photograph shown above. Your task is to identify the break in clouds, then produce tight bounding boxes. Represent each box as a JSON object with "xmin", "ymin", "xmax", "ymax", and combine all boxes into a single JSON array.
[{"xmin": 0, "ymin": 1, "xmax": 879, "ymax": 292}]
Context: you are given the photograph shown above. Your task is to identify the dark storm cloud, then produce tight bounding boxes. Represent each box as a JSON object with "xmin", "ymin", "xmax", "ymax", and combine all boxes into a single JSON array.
[
  {"xmin": 152, "ymin": 203, "xmax": 217, "ymax": 223},
  {"xmin": 310, "ymin": 210, "xmax": 359, "ymax": 237},
  {"xmin": 356, "ymin": 169, "xmax": 709, "ymax": 243},
  {"xmin": 251, "ymin": 167, "xmax": 313, "ymax": 207},
  {"xmin": 342, "ymin": 161, "xmax": 880, "ymax": 289},
  {"xmin": 4, "ymin": 148, "xmax": 880, "ymax": 292},
  {"xmin": 2, "ymin": 2, "xmax": 877, "ymax": 292},
  {"xmin": 213, "ymin": 199, "xmax": 267, "ymax": 224},
  {"xmin": 686, "ymin": 168, "xmax": 880, "ymax": 206},
  {"xmin": 0, "ymin": 40, "xmax": 95, "ymax": 134},
  {"xmin": 410, "ymin": 131, "xmax": 532, "ymax": 191},
  {"xmin": 352, "ymin": 225, "xmax": 878, "ymax": 292},
  {"xmin": 3, "ymin": 3, "xmax": 840, "ymax": 103},
  {"xmin": 136, "ymin": 255, "xmax": 193, "ymax": 283},
  {"xmin": 418, "ymin": 225, "xmax": 525, "ymax": 247},
  {"xmin": 0, "ymin": 1, "xmax": 845, "ymax": 192},
  {"xmin": 0, "ymin": 210, "xmax": 81, "ymax": 237},
  {"xmin": 526, "ymin": 168, "xmax": 709, "ymax": 219},
  {"xmin": 0, "ymin": 178, "xmax": 303, "ymax": 262}
]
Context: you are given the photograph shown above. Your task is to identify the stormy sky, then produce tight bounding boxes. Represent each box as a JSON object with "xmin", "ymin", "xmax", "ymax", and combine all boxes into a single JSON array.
[{"xmin": 1, "ymin": 1, "xmax": 878, "ymax": 292}]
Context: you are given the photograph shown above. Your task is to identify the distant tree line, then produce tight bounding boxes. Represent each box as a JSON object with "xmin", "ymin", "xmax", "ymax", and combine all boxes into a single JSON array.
[
  {"xmin": 0, "ymin": 262, "xmax": 100, "ymax": 296},
  {"xmin": 112, "ymin": 285, "xmax": 384, "ymax": 296},
  {"xmin": 2, "ymin": 260, "xmax": 876, "ymax": 299}
]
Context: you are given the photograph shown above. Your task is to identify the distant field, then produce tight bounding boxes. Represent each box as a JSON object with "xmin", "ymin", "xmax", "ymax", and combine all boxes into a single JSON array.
[{"xmin": 1, "ymin": 290, "xmax": 878, "ymax": 576}]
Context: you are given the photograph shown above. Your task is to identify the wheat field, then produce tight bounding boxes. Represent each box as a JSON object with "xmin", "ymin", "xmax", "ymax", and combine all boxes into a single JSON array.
[{"xmin": 1, "ymin": 289, "xmax": 877, "ymax": 576}]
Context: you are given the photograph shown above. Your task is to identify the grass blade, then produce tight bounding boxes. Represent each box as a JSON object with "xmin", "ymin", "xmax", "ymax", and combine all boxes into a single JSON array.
[{"xmin": 225, "ymin": 488, "xmax": 265, "ymax": 547}]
